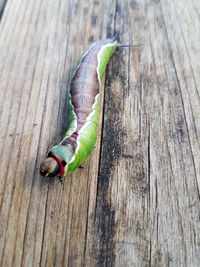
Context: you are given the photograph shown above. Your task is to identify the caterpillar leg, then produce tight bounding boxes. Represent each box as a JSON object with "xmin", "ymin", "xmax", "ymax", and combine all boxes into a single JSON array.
[
  {"xmin": 58, "ymin": 176, "xmax": 64, "ymax": 184},
  {"xmin": 79, "ymin": 165, "xmax": 84, "ymax": 169}
]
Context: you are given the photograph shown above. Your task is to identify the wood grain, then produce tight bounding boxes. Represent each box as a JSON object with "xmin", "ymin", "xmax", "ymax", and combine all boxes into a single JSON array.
[{"xmin": 0, "ymin": 0, "xmax": 200, "ymax": 266}]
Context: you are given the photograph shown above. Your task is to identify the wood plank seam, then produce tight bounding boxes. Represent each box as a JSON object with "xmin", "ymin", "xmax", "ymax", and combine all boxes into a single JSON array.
[{"xmin": 0, "ymin": 0, "xmax": 7, "ymax": 19}]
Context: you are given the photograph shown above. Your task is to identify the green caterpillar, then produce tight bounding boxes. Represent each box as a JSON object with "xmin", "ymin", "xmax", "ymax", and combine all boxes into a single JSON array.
[{"xmin": 40, "ymin": 37, "xmax": 118, "ymax": 178}]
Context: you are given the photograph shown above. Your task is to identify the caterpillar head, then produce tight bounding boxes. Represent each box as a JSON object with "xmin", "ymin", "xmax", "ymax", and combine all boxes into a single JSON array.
[
  {"xmin": 40, "ymin": 157, "xmax": 59, "ymax": 177},
  {"xmin": 40, "ymin": 153, "xmax": 66, "ymax": 177}
]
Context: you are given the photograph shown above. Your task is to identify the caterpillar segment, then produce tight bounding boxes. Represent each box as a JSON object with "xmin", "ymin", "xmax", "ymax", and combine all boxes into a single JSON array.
[{"xmin": 40, "ymin": 38, "xmax": 117, "ymax": 178}]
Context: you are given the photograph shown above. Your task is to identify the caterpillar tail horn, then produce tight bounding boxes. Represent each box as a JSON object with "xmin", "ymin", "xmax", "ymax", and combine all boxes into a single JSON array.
[
  {"xmin": 117, "ymin": 44, "xmax": 142, "ymax": 48},
  {"xmin": 112, "ymin": 32, "xmax": 120, "ymax": 41}
]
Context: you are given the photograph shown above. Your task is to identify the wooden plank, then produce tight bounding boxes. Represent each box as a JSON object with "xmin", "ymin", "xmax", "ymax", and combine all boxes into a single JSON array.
[
  {"xmin": 0, "ymin": 0, "xmax": 200, "ymax": 266},
  {"xmin": 0, "ymin": 0, "xmax": 115, "ymax": 266},
  {"xmin": 85, "ymin": 0, "xmax": 200, "ymax": 266}
]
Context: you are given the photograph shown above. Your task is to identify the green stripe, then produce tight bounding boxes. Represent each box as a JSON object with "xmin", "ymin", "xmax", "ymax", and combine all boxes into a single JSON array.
[{"xmin": 65, "ymin": 94, "xmax": 100, "ymax": 175}]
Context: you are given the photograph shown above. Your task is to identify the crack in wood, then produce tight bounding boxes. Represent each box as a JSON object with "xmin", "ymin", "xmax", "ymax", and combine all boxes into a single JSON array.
[{"xmin": 0, "ymin": 0, "xmax": 7, "ymax": 19}]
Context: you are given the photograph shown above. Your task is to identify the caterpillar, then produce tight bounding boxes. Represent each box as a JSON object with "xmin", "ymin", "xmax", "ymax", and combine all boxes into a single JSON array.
[{"xmin": 40, "ymin": 36, "xmax": 118, "ymax": 179}]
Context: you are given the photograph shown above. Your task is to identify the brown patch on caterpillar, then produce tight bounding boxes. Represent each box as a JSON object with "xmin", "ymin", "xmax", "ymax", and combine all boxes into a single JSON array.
[
  {"xmin": 61, "ymin": 136, "xmax": 78, "ymax": 152},
  {"xmin": 70, "ymin": 42, "xmax": 106, "ymax": 127},
  {"xmin": 76, "ymin": 108, "xmax": 91, "ymax": 122},
  {"xmin": 73, "ymin": 63, "xmax": 97, "ymax": 79},
  {"xmin": 74, "ymin": 107, "xmax": 91, "ymax": 118},
  {"xmin": 71, "ymin": 78, "xmax": 99, "ymax": 96},
  {"xmin": 75, "ymin": 108, "xmax": 92, "ymax": 129},
  {"xmin": 81, "ymin": 45, "xmax": 100, "ymax": 64},
  {"xmin": 70, "ymin": 40, "xmax": 113, "ymax": 127},
  {"xmin": 72, "ymin": 93, "xmax": 95, "ymax": 108},
  {"xmin": 72, "ymin": 96, "xmax": 95, "ymax": 110},
  {"xmin": 76, "ymin": 61, "xmax": 97, "ymax": 68}
]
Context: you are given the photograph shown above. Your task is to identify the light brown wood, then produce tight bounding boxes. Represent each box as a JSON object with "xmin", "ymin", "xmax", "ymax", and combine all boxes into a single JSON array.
[{"xmin": 0, "ymin": 0, "xmax": 200, "ymax": 266}]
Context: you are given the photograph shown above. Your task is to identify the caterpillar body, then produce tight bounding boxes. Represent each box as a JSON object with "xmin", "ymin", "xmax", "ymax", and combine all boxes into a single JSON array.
[{"xmin": 40, "ymin": 38, "xmax": 118, "ymax": 178}]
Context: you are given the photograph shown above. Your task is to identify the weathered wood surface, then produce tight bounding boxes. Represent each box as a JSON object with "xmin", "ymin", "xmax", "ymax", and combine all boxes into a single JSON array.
[{"xmin": 0, "ymin": 0, "xmax": 200, "ymax": 266}]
